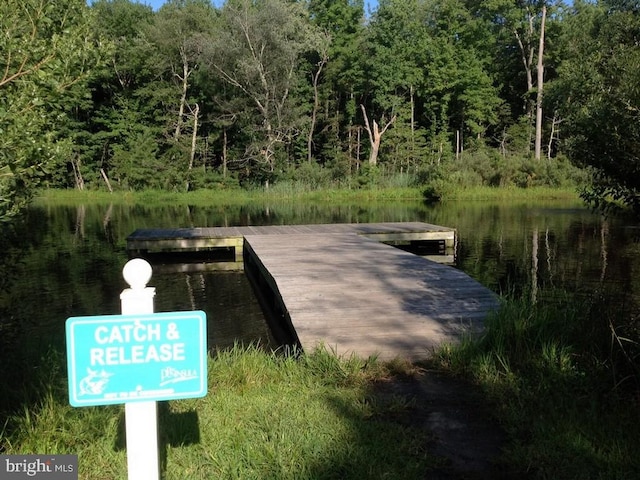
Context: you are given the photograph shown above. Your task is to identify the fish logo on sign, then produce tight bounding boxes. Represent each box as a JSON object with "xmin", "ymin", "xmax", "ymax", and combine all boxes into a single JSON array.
[{"xmin": 79, "ymin": 368, "xmax": 113, "ymax": 395}]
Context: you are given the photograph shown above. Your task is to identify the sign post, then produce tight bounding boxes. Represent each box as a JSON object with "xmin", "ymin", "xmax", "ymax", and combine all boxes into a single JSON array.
[
  {"xmin": 121, "ymin": 259, "xmax": 158, "ymax": 480},
  {"xmin": 65, "ymin": 259, "xmax": 207, "ymax": 480}
]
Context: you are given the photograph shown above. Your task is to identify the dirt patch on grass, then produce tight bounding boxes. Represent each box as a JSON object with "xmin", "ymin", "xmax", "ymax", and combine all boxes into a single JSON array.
[{"xmin": 372, "ymin": 368, "xmax": 519, "ymax": 479}]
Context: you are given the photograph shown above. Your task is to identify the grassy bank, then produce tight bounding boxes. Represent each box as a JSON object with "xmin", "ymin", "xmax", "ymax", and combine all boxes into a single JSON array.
[
  {"xmin": 2, "ymin": 347, "xmax": 437, "ymax": 479},
  {"xmin": 432, "ymin": 294, "xmax": 640, "ymax": 479},
  {"xmin": 34, "ymin": 185, "xmax": 581, "ymax": 207},
  {"xmin": 2, "ymin": 292, "xmax": 639, "ymax": 478}
]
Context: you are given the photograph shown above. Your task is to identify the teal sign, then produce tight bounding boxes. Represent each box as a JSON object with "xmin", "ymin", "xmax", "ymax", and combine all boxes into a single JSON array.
[{"xmin": 66, "ymin": 311, "xmax": 207, "ymax": 406}]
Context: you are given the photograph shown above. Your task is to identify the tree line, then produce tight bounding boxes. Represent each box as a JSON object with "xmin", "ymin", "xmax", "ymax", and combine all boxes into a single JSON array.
[{"xmin": 1, "ymin": 0, "xmax": 638, "ymax": 218}]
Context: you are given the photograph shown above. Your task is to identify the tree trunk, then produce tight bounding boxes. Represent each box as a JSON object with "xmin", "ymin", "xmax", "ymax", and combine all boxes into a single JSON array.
[
  {"xmin": 514, "ymin": 14, "xmax": 535, "ymax": 112},
  {"xmin": 360, "ymin": 104, "xmax": 397, "ymax": 166},
  {"xmin": 308, "ymin": 52, "xmax": 327, "ymax": 163},
  {"xmin": 222, "ymin": 128, "xmax": 228, "ymax": 178},
  {"xmin": 100, "ymin": 168, "xmax": 113, "ymax": 193},
  {"xmin": 71, "ymin": 155, "xmax": 84, "ymax": 191},
  {"xmin": 534, "ymin": 5, "xmax": 547, "ymax": 161},
  {"xmin": 410, "ymin": 85, "xmax": 415, "ymax": 168},
  {"xmin": 531, "ymin": 227, "xmax": 539, "ymax": 304},
  {"xmin": 547, "ymin": 112, "xmax": 562, "ymax": 160},
  {"xmin": 175, "ymin": 48, "xmax": 191, "ymax": 139},
  {"xmin": 186, "ymin": 103, "xmax": 200, "ymax": 192},
  {"xmin": 513, "ymin": 10, "xmax": 536, "ymax": 150}
]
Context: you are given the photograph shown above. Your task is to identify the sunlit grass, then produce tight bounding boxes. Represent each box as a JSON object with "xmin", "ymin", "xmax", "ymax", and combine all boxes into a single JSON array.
[
  {"xmin": 35, "ymin": 185, "xmax": 581, "ymax": 207},
  {"xmin": 4, "ymin": 295, "xmax": 639, "ymax": 478},
  {"xmin": 2, "ymin": 346, "xmax": 434, "ymax": 480},
  {"xmin": 34, "ymin": 186, "xmax": 426, "ymax": 206}
]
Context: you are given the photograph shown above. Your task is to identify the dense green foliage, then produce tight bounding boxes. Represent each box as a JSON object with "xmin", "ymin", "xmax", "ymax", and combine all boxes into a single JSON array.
[
  {"xmin": 0, "ymin": 0, "xmax": 104, "ymax": 218},
  {"xmin": 555, "ymin": 0, "xmax": 640, "ymax": 215},
  {"xmin": 1, "ymin": 0, "xmax": 638, "ymax": 217}
]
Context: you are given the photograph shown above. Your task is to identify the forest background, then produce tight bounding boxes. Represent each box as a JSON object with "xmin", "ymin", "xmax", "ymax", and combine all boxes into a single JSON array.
[{"xmin": 1, "ymin": 0, "xmax": 639, "ymax": 219}]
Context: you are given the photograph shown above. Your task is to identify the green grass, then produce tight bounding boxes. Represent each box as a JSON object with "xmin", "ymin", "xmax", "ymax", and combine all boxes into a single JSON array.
[
  {"xmin": 34, "ymin": 185, "xmax": 580, "ymax": 207},
  {"xmin": 443, "ymin": 185, "xmax": 580, "ymax": 202},
  {"xmin": 34, "ymin": 186, "xmax": 426, "ymax": 207},
  {"xmin": 1, "ymin": 346, "xmax": 435, "ymax": 480},
  {"xmin": 431, "ymin": 295, "xmax": 640, "ymax": 479}
]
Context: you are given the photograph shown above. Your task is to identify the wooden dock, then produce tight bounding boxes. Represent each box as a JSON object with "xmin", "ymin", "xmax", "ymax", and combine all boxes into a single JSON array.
[
  {"xmin": 127, "ymin": 222, "xmax": 456, "ymax": 269},
  {"xmin": 128, "ymin": 222, "xmax": 498, "ymax": 360},
  {"xmin": 243, "ymin": 233, "xmax": 498, "ymax": 361}
]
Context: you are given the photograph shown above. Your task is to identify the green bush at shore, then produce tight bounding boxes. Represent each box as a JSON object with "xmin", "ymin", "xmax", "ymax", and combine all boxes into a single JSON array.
[{"xmin": 32, "ymin": 148, "xmax": 587, "ymax": 209}]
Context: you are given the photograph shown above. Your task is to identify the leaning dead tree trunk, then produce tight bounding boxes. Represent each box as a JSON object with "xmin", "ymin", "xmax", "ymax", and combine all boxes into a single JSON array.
[
  {"xmin": 100, "ymin": 168, "xmax": 113, "ymax": 193},
  {"xmin": 534, "ymin": 5, "xmax": 547, "ymax": 161},
  {"xmin": 71, "ymin": 155, "xmax": 84, "ymax": 191},
  {"xmin": 175, "ymin": 47, "xmax": 194, "ymax": 140},
  {"xmin": 186, "ymin": 103, "xmax": 200, "ymax": 192},
  {"xmin": 308, "ymin": 48, "xmax": 328, "ymax": 163},
  {"xmin": 360, "ymin": 104, "xmax": 397, "ymax": 166}
]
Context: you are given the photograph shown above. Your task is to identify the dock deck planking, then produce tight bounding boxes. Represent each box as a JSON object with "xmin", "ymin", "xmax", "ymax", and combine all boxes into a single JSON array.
[{"xmin": 243, "ymin": 233, "xmax": 498, "ymax": 361}]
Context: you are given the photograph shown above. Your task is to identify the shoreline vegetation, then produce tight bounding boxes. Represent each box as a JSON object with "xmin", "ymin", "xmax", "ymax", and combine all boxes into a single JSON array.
[
  {"xmin": 3, "ymin": 186, "xmax": 638, "ymax": 478},
  {"xmin": 35, "ymin": 185, "xmax": 583, "ymax": 207}
]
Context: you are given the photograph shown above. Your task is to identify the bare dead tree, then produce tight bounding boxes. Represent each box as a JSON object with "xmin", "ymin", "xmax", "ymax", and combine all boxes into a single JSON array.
[
  {"xmin": 360, "ymin": 104, "xmax": 397, "ymax": 166},
  {"xmin": 534, "ymin": 5, "xmax": 547, "ymax": 160},
  {"xmin": 308, "ymin": 45, "xmax": 329, "ymax": 163}
]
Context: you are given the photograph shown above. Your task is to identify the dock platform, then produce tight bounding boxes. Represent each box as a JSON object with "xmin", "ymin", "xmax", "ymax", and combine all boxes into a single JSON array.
[
  {"xmin": 243, "ymin": 233, "xmax": 497, "ymax": 361},
  {"xmin": 128, "ymin": 222, "xmax": 497, "ymax": 360}
]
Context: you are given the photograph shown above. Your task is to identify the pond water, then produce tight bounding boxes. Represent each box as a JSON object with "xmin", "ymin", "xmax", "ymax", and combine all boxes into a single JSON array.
[{"xmin": 1, "ymin": 197, "xmax": 639, "ymax": 373}]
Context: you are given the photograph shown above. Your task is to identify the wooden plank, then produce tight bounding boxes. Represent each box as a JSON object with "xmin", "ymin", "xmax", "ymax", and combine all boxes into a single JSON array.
[{"xmin": 243, "ymin": 233, "xmax": 498, "ymax": 361}]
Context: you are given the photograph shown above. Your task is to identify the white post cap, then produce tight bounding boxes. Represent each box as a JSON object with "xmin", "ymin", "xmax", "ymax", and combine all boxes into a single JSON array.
[{"xmin": 122, "ymin": 258, "xmax": 152, "ymax": 290}]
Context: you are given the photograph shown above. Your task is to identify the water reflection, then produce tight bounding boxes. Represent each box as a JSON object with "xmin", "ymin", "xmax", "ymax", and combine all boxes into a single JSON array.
[{"xmin": 152, "ymin": 270, "xmax": 276, "ymax": 353}]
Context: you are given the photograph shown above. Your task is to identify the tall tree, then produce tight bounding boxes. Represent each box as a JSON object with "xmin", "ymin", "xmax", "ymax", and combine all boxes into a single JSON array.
[
  {"xmin": 365, "ymin": 0, "xmax": 501, "ymax": 165},
  {"xmin": 204, "ymin": 0, "xmax": 325, "ymax": 182},
  {"xmin": 0, "ymin": 0, "xmax": 103, "ymax": 217},
  {"xmin": 534, "ymin": 4, "xmax": 546, "ymax": 160},
  {"xmin": 364, "ymin": 0, "xmax": 427, "ymax": 165},
  {"xmin": 471, "ymin": 0, "xmax": 559, "ymax": 154},
  {"xmin": 147, "ymin": 0, "xmax": 218, "ymax": 190},
  {"xmin": 306, "ymin": 36, "xmax": 330, "ymax": 163},
  {"xmin": 557, "ymin": 0, "xmax": 640, "ymax": 213},
  {"xmin": 307, "ymin": 0, "xmax": 366, "ymax": 167},
  {"xmin": 86, "ymin": 0, "xmax": 156, "ymax": 190}
]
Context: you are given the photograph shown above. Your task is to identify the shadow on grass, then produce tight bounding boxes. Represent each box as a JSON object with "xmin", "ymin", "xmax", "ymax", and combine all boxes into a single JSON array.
[{"xmin": 114, "ymin": 403, "xmax": 202, "ymax": 475}]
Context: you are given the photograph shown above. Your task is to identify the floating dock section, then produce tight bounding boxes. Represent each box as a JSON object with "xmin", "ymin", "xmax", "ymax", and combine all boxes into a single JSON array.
[
  {"xmin": 127, "ymin": 223, "xmax": 498, "ymax": 360},
  {"xmin": 126, "ymin": 222, "xmax": 456, "ymax": 270}
]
